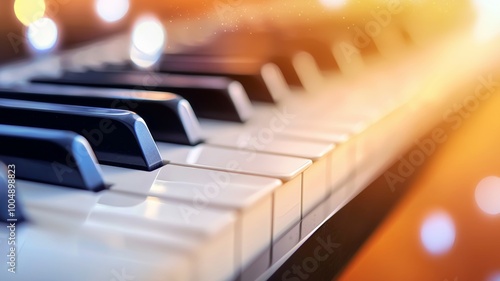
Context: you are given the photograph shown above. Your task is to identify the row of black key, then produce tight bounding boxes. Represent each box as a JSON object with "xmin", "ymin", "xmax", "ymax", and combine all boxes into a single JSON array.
[{"xmin": 0, "ymin": 29, "xmax": 352, "ymax": 194}]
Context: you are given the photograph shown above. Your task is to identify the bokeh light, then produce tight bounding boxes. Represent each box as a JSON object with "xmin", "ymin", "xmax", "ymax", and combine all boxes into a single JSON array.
[
  {"xmin": 487, "ymin": 272, "xmax": 500, "ymax": 281},
  {"xmin": 27, "ymin": 17, "xmax": 58, "ymax": 52},
  {"xmin": 473, "ymin": 0, "xmax": 500, "ymax": 41},
  {"xmin": 475, "ymin": 176, "xmax": 500, "ymax": 215},
  {"xmin": 130, "ymin": 16, "xmax": 166, "ymax": 68},
  {"xmin": 14, "ymin": 0, "xmax": 46, "ymax": 26},
  {"xmin": 95, "ymin": 0, "xmax": 129, "ymax": 23},
  {"xmin": 318, "ymin": 0, "xmax": 347, "ymax": 9},
  {"xmin": 420, "ymin": 211, "xmax": 456, "ymax": 255}
]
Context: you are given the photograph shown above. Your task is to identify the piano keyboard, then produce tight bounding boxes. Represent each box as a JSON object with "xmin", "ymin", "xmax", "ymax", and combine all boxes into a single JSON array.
[{"xmin": 1, "ymin": 5, "xmax": 500, "ymax": 280}]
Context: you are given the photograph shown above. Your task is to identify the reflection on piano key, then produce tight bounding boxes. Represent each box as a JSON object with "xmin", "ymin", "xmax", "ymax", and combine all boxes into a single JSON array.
[
  {"xmin": 0, "ymin": 125, "xmax": 105, "ymax": 191},
  {"xmin": 1, "ymin": 225, "xmax": 192, "ymax": 281},
  {"xmin": 103, "ymin": 164, "xmax": 280, "ymax": 271},
  {"xmin": 157, "ymin": 143, "xmax": 311, "ymax": 239},
  {"xmin": 206, "ymin": 130, "xmax": 334, "ymax": 214},
  {"xmin": 20, "ymin": 179, "xmax": 237, "ymax": 281},
  {"xmin": 0, "ymin": 99, "xmax": 163, "ymax": 171}
]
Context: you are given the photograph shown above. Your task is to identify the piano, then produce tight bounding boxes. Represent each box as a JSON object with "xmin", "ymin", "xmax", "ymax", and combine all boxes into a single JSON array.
[{"xmin": 1, "ymin": 0, "xmax": 499, "ymax": 280}]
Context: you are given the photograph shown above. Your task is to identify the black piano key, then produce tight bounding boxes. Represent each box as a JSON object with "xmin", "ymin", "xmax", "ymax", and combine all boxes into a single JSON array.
[
  {"xmin": 32, "ymin": 71, "xmax": 253, "ymax": 122},
  {"xmin": 0, "ymin": 84, "xmax": 203, "ymax": 145},
  {"xmin": 101, "ymin": 57, "xmax": 278, "ymax": 103},
  {"xmin": 287, "ymin": 37, "xmax": 339, "ymax": 71},
  {"xmin": 0, "ymin": 161, "xmax": 26, "ymax": 223},
  {"xmin": 270, "ymin": 55, "xmax": 303, "ymax": 87},
  {"xmin": 0, "ymin": 125, "xmax": 106, "ymax": 192},
  {"xmin": 173, "ymin": 31, "xmax": 305, "ymax": 87},
  {"xmin": 0, "ymin": 99, "xmax": 163, "ymax": 171}
]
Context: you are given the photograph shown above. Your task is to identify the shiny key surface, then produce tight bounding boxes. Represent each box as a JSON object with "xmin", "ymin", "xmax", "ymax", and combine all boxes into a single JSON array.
[
  {"xmin": 156, "ymin": 143, "xmax": 314, "ymax": 239},
  {"xmin": 0, "ymin": 99, "xmax": 163, "ymax": 171},
  {"xmin": 101, "ymin": 57, "xmax": 284, "ymax": 103},
  {"xmin": 0, "ymin": 125, "xmax": 105, "ymax": 191},
  {"xmin": 19, "ymin": 179, "xmax": 237, "ymax": 281},
  {"xmin": 1, "ymin": 225, "xmax": 192, "ymax": 281},
  {"xmin": 158, "ymin": 143, "xmax": 311, "ymax": 181},
  {"xmin": 103, "ymin": 164, "xmax": 281, "ymax": 269},
  {"xmin": 0, "ymin": 84, "xmax": 203, "ymax": 145},
  {"xmin": 32, "ymin": 71, "xmax": 254, "ymax": 122},
  {"xmin": 159, "ymin": 56, "xmax": 284, "ymax": 102}
]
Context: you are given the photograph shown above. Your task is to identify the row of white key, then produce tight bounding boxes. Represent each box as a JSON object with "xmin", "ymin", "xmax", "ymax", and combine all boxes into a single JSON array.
[{"xmin": 2, "ymin": 28, "xmax": 411, "ymax": 281}]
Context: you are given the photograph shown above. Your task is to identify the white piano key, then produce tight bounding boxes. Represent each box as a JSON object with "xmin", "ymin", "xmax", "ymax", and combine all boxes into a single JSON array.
[
  {"xmin": 198, "ymin": 97, "xmax": 365, "ymax": 215},
  {"xmin": 228, "ymin": 80, "xmax": 254, "ymax": 122},
  {"xmin": 206, "ymin": 130, "xmax": 333, "ymax": 160},
  {"xmin": 18, "ymin": 180, "xmax": 237, "ymax": 281},
  {"xmin": 199, "ymin": 96, "xmax": 371, "ymax": 145},
  {"xmin": 292, "ymin": 51, "xmax": 326, "ymax": 93},
  {"xmin": 277, "ymin": 127, "xmax": 350, "ymax": 143},
  {"xmin": 157, "ymin": 143, "xmax": 311, "ymax": 239},
  {"xmin": 205, "ymin": 131, "xmax": 334, "ymax": 215},
  {"xmin": 331, "ymin": 41, "xmax": 366, "ymax": 75},
  {"xmin": 0, "ymin": 225, "xmax": 192, "ymax": 281},
  {"xmin": 260, "ymin": 62, "xmax": 291, "ymax": 101},
  {"xmin": 159, "ymin": 144, "xmax": 311, "ymax": 181},
  {"xmin": 103, "ymin": 164, "xmax": 280, "ymax": 269}
]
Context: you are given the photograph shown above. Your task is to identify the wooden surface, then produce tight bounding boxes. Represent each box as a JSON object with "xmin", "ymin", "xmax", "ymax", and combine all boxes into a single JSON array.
[{"xmin": 339, "ymin": 68, "xmax": 500, "ymax": 281}]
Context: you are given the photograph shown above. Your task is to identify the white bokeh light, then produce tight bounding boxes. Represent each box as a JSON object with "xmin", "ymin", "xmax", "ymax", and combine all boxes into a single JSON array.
[
  {"xmin": 95, "ymin": 0, "xmax": 129, "ymax": 23},
  {"xmin": 318, "ymin": 0, "xmax": 347, "ymax": 9},
  {"xmin": 130, "ymin": 17, "xmax": 166, "ymax": 68},
  {"xmin": 473, "ymin": 0, "xmax": 500, "ymax": 41},
  {"xmin": 420, "ymin": 211, "xmax": 456, "ymax": 255},
  {"xmin": 475, "ymin": 176, "xmax": 500, "ymax": 215},
  {"xmin": 27, "ymin": 17, "xmax": 58, "ymax": 51}
]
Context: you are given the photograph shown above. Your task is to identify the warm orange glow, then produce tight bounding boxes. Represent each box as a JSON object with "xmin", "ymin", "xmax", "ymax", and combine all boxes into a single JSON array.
[{"xmin": 318, "ymin": 0, "xmax": 347, "ymax": 9}]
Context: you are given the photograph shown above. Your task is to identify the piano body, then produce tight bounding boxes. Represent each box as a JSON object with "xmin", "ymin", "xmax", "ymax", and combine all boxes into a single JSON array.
[{"xmin": 0, "ymin": 0, "xmax": 499, "ymax": 280}]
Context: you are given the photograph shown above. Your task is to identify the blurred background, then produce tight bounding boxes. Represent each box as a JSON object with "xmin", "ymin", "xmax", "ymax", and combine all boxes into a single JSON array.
[
  {"xmin": 0, "ymin": 0, "xmax": 491, "ymax": 64},
  {"xmin": 1, "ymin": 1, "xmax": 500, "ymax": 280}
]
